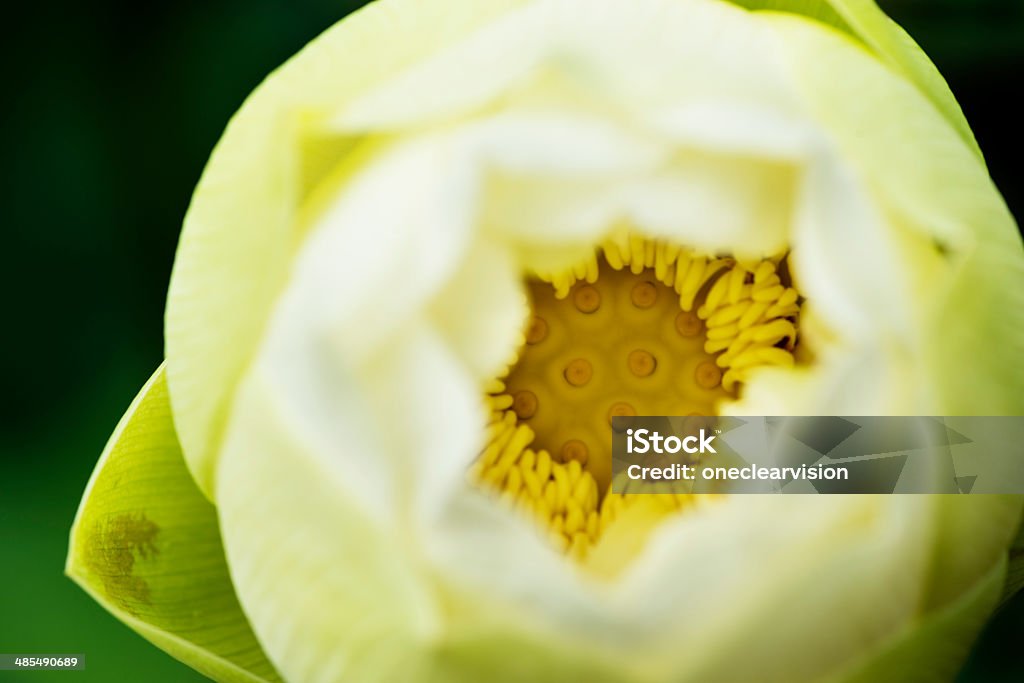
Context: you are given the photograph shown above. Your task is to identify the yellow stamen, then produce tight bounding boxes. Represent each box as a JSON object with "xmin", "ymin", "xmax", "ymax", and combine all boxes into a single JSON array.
[{"xmin": 474, "ymin": 233, "xmax": 804, "ymax": 563}]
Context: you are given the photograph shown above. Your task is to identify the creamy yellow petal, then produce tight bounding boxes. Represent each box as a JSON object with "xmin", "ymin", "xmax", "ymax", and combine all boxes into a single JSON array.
[
  {"xmin": 765, "ymin": 11, "xmax": 1024, "ymax": 413},
  {"xmin": 430, "ymin": 238, "xmax": 530, "ymax": 381},
  {"xmin": 733, "ymin": 0, "xmax": 981, "ymax": 159},
  {"xmin": 335, "ymin": 0, "xmax": 796, "ymax": 132}
]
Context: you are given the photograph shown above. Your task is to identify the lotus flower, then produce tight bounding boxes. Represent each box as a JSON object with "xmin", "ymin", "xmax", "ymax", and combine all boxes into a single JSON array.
[{"xmin": 68, "ymin": 1, "xmax": 1024, "ymax": 681}]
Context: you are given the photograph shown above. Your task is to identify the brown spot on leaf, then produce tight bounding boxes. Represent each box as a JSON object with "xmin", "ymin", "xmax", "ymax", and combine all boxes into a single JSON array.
[{"xmin": 83, "ymin": 513, "xmax": 159, "ymax": 614}]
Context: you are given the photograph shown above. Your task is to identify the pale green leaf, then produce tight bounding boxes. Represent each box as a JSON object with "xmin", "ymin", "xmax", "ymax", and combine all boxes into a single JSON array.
[{"xmin": 66, "ymin": 365, "xmax": 280, "ymax": 683}]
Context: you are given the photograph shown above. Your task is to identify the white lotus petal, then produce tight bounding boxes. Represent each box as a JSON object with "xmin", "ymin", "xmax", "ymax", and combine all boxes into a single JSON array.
[
  {"xmin": 643, "ymin": 100, "xmax": 814, "ymax": 160},
  {"xmin": 286, "ymin": 134, "xmax": 478, "ymax": 367},
  {"xmin": 727, "ymin": 342, "xmax": 919, "ymax": 416},
  {"xmin": 791, "ymin": 145, "xmax": 915, "ymax": 343},
  {"xmin": 219, "ymin": 323, "xmax": 483, "ymax": 682},
  {"xmin": 617, "ymin": 151, "xmax": 798, "ymax": 258},
  {"xmin": 335, "ymin": 0, "xmax": 797, "ymax": 131},
  {"xmin": 475, "ymin": 113, "xmax": 802, "ymax": 257},
  {"xmin": 256, "ymin": 264, "xmax": 484, "ymax": 521},
  {"xmin": 614, "ymin": 496, "xmax": 932, "ymax": 681},
  {"xmin": 430, "ymin": 238, "xmax": 530, "ymax": 382},
  {"xmin": 423, "ymin": 487, "xmax": 937, "ymax": 680},
  {"xmin": 218, "ymin": 368, "xmax": 439, "ymax": 683}
]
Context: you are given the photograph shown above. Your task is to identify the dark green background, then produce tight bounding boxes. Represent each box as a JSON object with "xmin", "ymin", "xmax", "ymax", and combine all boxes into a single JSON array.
[{"xmin": 1, "ymin": 1, "xmax": 1021, "ymax": 680}]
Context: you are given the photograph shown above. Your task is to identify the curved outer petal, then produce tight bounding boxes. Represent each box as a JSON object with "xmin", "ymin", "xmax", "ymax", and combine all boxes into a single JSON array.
[
  {"xmin": 817, "ymin": 0, "xmax": 981, "ymax": 160},
  {"xmin": 761, "ymin": 12, "xmax": 1024, "ymax": 413},
  {"xmin": 165, "ymin": 0, "xmax": 530, "ymax": 498},
  {"xmin": 924, "ymin": 496, "xmax": 1023, "ymax": 611},
  {"xmin": 827, "ymin": 558, "xmax": 1007, "ymax": 683},
  {"xmin": 1005, "ymin": 519, "xmax": 1024, "ymax": 605},
  {"xmin": 66, "ymin": 366, "xmax": 280, "ymax": 683},
  {"xmin": 216, "ymin": 327, "xmax": 481, "ymax": 683},
  {"xmin": 732, "ymin": 1, "xmax": 981, "ymax": 159}
]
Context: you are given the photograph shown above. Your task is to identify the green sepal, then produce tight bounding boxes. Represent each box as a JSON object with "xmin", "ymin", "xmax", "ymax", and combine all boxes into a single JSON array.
[
  {"xmin": 66, "ymin": 365, "xmax": 280, "ymax": 682},
  {"xmin": 1003, "ymin": 517, "xmax": 1024, "ymax": 606},
  {"xmin": 828, "ymin": 558, "xmax": 1006, "ymax": 683}
]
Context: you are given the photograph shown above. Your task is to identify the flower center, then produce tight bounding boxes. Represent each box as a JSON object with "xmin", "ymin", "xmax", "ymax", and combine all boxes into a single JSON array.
[{"xmin": 472, "ymin": 230, "xmax": 802, "ymax": 567}]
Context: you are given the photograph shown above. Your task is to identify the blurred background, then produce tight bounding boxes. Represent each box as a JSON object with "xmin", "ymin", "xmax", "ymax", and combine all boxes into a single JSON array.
[{"xmin": 1, "ymin": 0, "xmax": 1021, "ymax": 680}]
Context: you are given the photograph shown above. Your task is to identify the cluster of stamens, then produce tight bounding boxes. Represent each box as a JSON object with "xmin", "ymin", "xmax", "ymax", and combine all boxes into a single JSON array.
[{"xmin": 470, "ymin": 230, "xmax": 803, "ymax": 562}]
